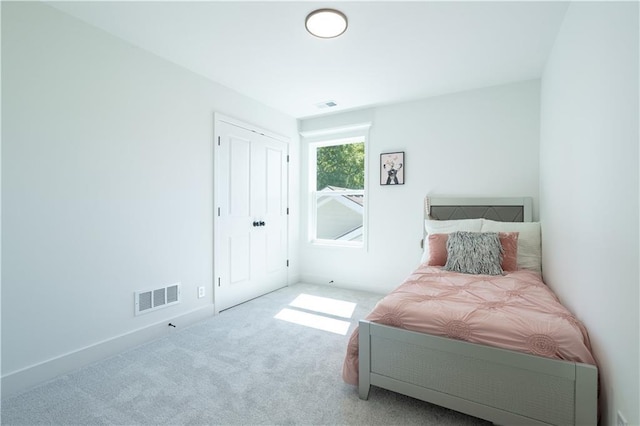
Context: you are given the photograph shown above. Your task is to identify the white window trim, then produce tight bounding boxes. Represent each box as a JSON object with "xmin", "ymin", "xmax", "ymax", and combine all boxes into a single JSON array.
[{"xmin": 306, "ymin": 129, "xmax": 370, "ymax": 249}]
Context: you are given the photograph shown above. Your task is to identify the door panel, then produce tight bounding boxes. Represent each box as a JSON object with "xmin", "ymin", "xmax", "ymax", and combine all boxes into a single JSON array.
[
  {"xmin": 215, "ymin": 119, "xmax": 288, "ymax": 311},
  {"xmin": 266, "ymin": 230, "xmax": 285, "ymax": 273},
  {"xmin": 229, "ymin": 137, "xmax": 251, "ymax": 217},
  {"xmin": 263, "ymin": 142, "xmax": 288, "ymax": 285},
  {"xmin": 266, "ymin": 146, "xmax": 286, "ymax": 274},
  {"xmin": 229, "ymin": 233, "xmax": 250, "ymax": 284},
  {"xmin": 266, "ymin": 147, "xmax": 283, "ymax": 215}
]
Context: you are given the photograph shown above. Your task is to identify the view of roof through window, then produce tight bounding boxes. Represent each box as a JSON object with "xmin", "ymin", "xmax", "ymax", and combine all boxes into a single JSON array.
[{"xmin": 315, "ymin": 141, "xmax": 365, "ymax": 242}]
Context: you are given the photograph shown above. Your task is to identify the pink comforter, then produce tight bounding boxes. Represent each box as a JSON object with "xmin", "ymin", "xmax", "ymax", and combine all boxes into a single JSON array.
[{"xmin": 343, "ymin": 265, "xmax": 596, "ymax": 385}]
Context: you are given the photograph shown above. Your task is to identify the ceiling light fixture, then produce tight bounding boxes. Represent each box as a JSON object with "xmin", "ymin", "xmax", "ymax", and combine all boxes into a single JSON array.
[{"xmin": 305, "ymin": 9, "xmax": 348, "ymax": 39}]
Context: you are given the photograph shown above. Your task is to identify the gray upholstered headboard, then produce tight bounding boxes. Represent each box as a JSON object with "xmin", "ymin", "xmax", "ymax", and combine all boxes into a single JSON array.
[{"xmin": 425, "ymin": 197, "xmax": 533, "ymax": 223}]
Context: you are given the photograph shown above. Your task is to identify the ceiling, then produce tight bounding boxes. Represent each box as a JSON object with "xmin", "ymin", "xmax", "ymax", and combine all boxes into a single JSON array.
[{"xmin": 48, "ymin": 1, "xmax": 569, "ymax": 119}]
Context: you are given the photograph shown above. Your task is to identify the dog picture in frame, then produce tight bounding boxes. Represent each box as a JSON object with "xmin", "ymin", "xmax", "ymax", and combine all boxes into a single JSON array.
[{"xmin": 380, "ymin": 151, "xmax": 404, "ymax": 185}]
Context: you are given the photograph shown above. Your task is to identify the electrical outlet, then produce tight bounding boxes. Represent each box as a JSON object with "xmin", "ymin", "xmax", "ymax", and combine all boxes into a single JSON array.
[
  {"xmin": 617, "ymin": 410, "xmax": 628, "ymax": 426},
  {"xmin": 198, "ymin": 286, "xmax": 205, "ymax": 298}
]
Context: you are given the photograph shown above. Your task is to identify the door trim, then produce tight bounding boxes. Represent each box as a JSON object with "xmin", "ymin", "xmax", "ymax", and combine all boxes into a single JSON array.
[
  {"xmin": 216, "ymin": 114, "xmax": 291, "ymax": 144},
  {"xmin": 213, "ymin": 113, "xmax": 290, "ymax": 314}
]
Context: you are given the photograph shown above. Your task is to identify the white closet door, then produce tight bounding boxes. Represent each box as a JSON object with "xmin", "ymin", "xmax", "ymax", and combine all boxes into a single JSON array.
[{"xmin": 215, "ymin": 119, "xmax": 288, "ymax": 311}]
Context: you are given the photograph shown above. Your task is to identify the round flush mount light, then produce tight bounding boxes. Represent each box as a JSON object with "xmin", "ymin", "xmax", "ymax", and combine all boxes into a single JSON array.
[{"xmin": 305, "ymin": 9, "xmax": 348, "ymax": 39}]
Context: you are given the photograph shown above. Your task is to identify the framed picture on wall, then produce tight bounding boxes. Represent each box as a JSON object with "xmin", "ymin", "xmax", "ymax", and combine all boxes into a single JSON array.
[{"xmin": 380, "ymin": 151, "xmax": 405, "ymax": 185}]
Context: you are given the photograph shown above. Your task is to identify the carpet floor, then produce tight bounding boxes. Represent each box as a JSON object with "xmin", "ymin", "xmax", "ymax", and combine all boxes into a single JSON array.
[{"xmin": 1, "ymin": 283, "xmax": 489, "ymax": 425}]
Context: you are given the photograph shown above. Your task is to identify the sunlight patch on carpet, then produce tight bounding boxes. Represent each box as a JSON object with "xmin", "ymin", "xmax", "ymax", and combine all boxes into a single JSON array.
[
  {"xmin": 288, "ymin": 294, "xmax": 356, "ymax": 318},
  {"xmin": 275, "ymin": 308, "xmax": 351, "ymax": 335}
]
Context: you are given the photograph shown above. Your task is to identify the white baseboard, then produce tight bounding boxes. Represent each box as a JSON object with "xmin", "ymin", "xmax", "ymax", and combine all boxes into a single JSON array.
[
  {"xmin": 1, "ymin": 305, "xmax": 215, "ymax": 398},
  {"xmin": 287, "ymin": 273, "xmax": 301, "ymax": 286},
  {"xmin": 298, "ymin": 273, "xmax": 330, "ymax": 286},
  {"xmin": 299, "ymin": 274, "xmax": 360, "ymax": 289},
  {"xmin": 298, "ymin": 274, "xmax": 388, "ymax": 295}
]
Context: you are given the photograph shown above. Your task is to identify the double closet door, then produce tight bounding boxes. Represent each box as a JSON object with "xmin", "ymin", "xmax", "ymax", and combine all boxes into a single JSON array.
[{"xmin": 214, "ymin": 117, "xmax": 289, "ymax": 312}]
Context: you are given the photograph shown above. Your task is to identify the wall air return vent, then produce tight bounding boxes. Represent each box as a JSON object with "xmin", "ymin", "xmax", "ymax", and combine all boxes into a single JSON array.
[{"xmin": 135, "ymin": 283, "xmax": 181, "ymax": 316}]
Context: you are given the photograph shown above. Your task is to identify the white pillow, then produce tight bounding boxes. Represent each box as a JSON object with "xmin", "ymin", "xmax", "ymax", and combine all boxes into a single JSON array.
[
  {"xmin": 420, "ymin": 219, "xmax": 484, "ymax": 263},
  {"xmin": 481, "ymin": 219, "xmax": 541, "ymax": 274}
]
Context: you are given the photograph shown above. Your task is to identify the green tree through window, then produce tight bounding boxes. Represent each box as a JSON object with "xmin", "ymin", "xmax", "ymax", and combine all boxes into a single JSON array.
[{"xmin": 316, "ymin": 142, "xmax": 365, "ymax": 190}]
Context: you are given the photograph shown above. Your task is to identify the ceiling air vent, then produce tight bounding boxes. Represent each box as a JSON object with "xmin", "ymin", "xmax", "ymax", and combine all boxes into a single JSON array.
[
  {"xmin": 135, "ymin": 283, "xmax": 181, "ymax": 316},
  {"xmin": 315, "ymin": 100, "xmax": 338, "ymax": 109}
]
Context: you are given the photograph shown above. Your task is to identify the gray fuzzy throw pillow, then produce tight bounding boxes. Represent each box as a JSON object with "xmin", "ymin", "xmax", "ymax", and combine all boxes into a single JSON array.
[{"xmin": 443, "ymin": 231, "xmax": 503, "ymax": 275}]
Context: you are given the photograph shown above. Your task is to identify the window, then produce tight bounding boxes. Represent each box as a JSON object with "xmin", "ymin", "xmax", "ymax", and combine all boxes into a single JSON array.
[{"xmin": 309, "ymin": 137, "xmax": 366, "ymax": 246}]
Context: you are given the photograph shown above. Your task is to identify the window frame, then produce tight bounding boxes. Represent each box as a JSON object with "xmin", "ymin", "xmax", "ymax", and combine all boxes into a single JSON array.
[{"xmin": 308, "ymin": 135, "xmax": 368, "ymax": 248}]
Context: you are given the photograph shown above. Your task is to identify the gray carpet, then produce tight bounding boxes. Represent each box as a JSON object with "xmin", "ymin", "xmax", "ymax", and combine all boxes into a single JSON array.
[{"xmin": 1, "ymin": 283, "xmax": 490, "ymax": 425}]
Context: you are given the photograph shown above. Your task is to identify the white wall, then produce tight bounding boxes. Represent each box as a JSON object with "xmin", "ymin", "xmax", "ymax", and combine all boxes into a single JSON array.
[
  {"xmin": 1, "ymin": 2, "xmax": 298, "ymax": 394},
  {"xmin": 299, "ymin": 80, "xmax": 541, "ymax": 293},
  {"xmin": 539, "ymin": 2, "xmax": 639, "ymax": 426}
]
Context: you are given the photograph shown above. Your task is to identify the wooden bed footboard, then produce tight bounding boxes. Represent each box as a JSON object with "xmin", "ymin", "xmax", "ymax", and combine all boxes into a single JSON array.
[{"xmin": 358, "ymin": 320, "xmax": 598, "ymax": 426}]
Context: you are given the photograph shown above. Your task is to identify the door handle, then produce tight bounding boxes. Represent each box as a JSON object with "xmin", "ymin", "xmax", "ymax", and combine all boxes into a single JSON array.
[
  {"xmin": 252, "ymin": 221, "xmax": 258, "ymax": 227},
  {"xmin": 259, "ymin": 221, "xmax": 265, "ymax": 226},
  {"xmin": 252, "ymin": 221, "xmax": 266, "ymax": 227}
]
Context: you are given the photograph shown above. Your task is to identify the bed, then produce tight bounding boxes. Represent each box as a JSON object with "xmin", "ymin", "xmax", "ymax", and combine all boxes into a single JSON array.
[{"xmin": 343, "ymin": 197, "xmax": 598, "ymax": 426}]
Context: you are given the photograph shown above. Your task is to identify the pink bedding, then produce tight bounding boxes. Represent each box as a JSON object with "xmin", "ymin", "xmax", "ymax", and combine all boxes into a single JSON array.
[{"xmin": 343, "ymin": 265, "xmax": 596, "ymax": 385}]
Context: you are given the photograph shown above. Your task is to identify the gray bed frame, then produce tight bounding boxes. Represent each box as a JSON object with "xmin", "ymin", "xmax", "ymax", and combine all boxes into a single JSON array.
[{"xmin": 358, "ymin": 197, "xmax": 598, "ymax": 426}]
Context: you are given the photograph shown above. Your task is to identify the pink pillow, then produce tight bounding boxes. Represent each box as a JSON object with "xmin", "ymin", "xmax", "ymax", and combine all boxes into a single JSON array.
[
  {"xmin": 427, "ymin": 233, "xmax": 449, "ymax": 266},
  {"xmin": 427, "ymin": 232, "xmax": 519, "ymax": 271},
  {"xmin": 499, "ymin": 232, "xmax": 519, "ymax": 271}
]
